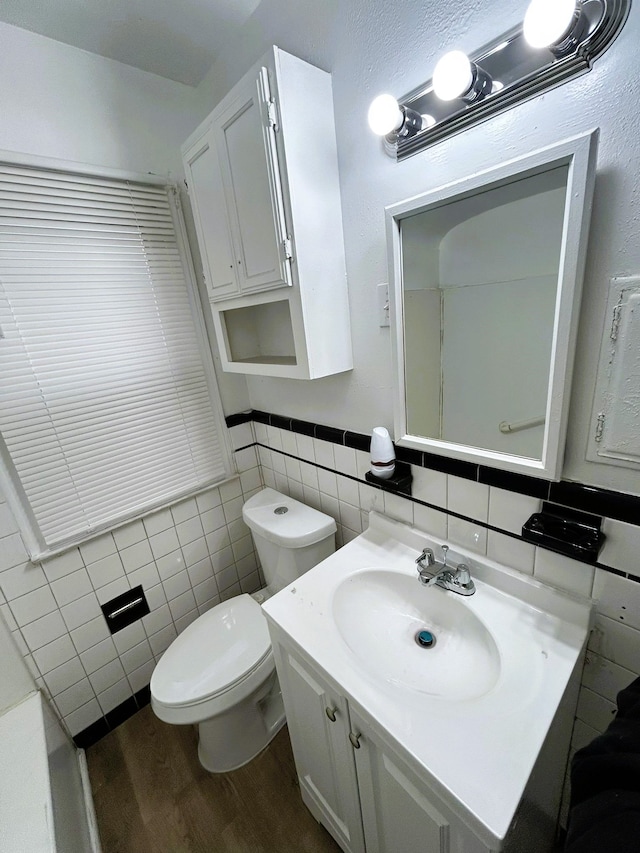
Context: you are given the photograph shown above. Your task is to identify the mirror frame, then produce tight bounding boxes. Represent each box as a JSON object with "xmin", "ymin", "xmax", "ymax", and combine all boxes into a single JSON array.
[{"xmin": 386, "ymin": 130, "xmax": 598, "ymax": 480}]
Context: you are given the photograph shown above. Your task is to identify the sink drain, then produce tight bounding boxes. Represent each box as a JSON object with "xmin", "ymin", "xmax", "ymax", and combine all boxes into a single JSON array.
[
  {"xmin": 415, "ymin": 629, "xmax": 436, "ymax": 649},
  {"xmin": 274, "ymin": 506, "xmax": 289, "ymax": 515}
]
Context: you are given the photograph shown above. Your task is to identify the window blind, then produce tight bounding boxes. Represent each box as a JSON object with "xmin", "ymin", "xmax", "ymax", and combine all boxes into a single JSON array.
[{"xmin": 0, "ymin": 162, "xmax": 231, "ymax": 553}]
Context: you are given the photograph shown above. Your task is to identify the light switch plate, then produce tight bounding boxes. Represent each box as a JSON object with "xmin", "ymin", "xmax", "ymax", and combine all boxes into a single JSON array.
[{"xmin": 377, "ymin": 283, "xmax": 390, "ymax": 327}]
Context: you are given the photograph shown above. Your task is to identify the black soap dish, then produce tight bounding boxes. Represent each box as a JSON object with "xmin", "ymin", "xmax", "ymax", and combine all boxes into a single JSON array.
[
  {"xmin": 522, "ymin": 502, "xmax": 606, "ymax": 563},
  {"xmin": 365, "ymin": 460, "xmax": 412, "ymax": 496}
]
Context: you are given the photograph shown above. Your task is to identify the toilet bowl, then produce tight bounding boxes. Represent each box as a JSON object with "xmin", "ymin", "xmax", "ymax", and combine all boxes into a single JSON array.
[{"xmin": 150, "ymin": 487, "xmax": 336, "ymax": 772}]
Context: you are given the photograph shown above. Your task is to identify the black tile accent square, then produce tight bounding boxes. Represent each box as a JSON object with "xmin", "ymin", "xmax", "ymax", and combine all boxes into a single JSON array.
[
  {"xmin": 422, "ymin": 453, "xmax": 478, "ymax": 481},
  {"xmin": 250, "ymin": 409, "xmax": 270, "ymax": 424},
  {"xmin": 316, "ymin": 424, "xmax": 345, "ymax": 444},
  {"xmin": 345, "ymin": 431, "xmax": 370, "ymax": 452},
  {"xmin": 135, "ymin": 684, "xmax": 151, "ymax": 709},
  {"xmin": 270, "ymin": 414, "xmax": 292, "ymax": 430},
  {"xmin": 478, "ymin": 467, "xmax": 550, "ymax": 499},
  {"xmin": 291, "ymin": 418, "xmax": 316, "ymax": 437},
  {"xmin": 225, "ymin": 411, "xmax": 253, "ymax": 428},
  {"xmin": 105, "ymin": 696, "xmax": 139, "ymax": 730},
  {"xmin": 549, "ymin": 481, "xmax": 640, "ymax": 527},
  {"xmin": 73, "ymin": 717, "xmax": 110, "ymax": 749},
  {"xmin": 394, "ymin": 445, "xmax": 423, "ymax": 466}
]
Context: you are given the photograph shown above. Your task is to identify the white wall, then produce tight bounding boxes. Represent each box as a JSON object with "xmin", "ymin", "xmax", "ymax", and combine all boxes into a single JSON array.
[
  {"xmin": 0, "ymin": 22, "xmax": 197, "ymax": 176},
  {"xmin": 0, "ymin": 606, "xmax": 35, "ymax": 715},
  {"xmin": 190, "ymin": 0, "xmax": 640, "ymax": 496}
]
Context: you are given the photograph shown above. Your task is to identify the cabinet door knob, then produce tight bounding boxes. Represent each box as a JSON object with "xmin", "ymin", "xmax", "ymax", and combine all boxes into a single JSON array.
[
  {"xmin": 349, "ymin": 731, "xmax": 362, "ymax": 749},
  {"xmin": 325, "ymin": 706, "xmax": 337, "ymax": 722}
]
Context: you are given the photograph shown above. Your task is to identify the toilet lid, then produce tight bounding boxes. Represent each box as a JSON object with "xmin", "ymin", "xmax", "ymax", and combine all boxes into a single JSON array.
[{"xmin": 151, "ymin": 594, "xmax": 271, "ymax": 708}]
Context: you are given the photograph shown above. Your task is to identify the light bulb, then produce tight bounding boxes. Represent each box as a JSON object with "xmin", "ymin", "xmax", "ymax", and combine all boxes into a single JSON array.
[
  {"xmin": 432, "ymin": 50, "xmax": 474, "ymax": 101},
  {"xmin": 523, "ymin": 0, "xmax": 579, "ymax": 49},
  {"xmin": 368, "ymin": 94, "xmax": 404, "ymax": 136}
]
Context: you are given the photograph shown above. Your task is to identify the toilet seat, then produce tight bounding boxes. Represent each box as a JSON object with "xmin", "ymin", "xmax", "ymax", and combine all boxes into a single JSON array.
[{"xmin": 151, "ymin": 594, "xmax": 274, "ymax": 725}]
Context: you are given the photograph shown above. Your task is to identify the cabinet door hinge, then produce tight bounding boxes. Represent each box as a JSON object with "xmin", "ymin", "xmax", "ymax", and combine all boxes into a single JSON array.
[
  {"xmin": 610, "ymin": 303, "xmax": 622, "ymax": 340},
  {"xmin": 282, "ymin": 236, "xmax": 293, "ymax": 261},
  {"xmin": 266, "ymin": 99, "xmax": 279, "ymax": 132},
  {"xmin": 595, "ymin": 412, "xmax": 606, "ymax": 443}
]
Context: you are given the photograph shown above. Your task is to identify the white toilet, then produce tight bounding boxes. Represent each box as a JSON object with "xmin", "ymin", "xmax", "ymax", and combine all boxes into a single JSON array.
[{"xmin": 150, "ymin": 487, "xmax": 336, "ymax": 772}]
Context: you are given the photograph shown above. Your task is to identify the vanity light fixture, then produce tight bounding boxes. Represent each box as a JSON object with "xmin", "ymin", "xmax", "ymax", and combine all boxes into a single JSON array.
[
  {"xmin": 367, "ymin": 94, "xmax": 424, "ymax": 138},
  {"xmin": 432, "ymin": 51, "xmax": 493, "ymax": 103},
  {"xmin": 367, "ymin": 95, "xmax": 437, "ymax": 138},
  {"xmin": 370, "ymin": 0, "xmax": 630, "ymax": 160},
  {"xmin": 523, "ymin": 0, "xmax": 588, "ymax": 54}
]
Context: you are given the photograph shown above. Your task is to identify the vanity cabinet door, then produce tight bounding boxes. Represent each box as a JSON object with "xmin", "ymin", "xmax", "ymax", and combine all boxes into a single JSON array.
[
  {"xmin": 349, "ymin": 708, "xmax": 451, "ymax": 853},
  {"xmin": 272, "ymin": 639, "xmax": 365, "ymax": 853},
  {"xmin": 212, "ymin": 67, "xmax": 292, "ymax": 298}
]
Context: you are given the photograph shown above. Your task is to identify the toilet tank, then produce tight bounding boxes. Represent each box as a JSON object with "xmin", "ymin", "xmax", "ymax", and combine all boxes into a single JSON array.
[{"xmin": 242, "ymin": 488, "xmax": 336, "ymax": 594}]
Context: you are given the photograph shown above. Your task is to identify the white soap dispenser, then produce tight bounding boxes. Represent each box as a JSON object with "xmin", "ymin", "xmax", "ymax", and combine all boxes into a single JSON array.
[{"xmin": 370, "ymin": 427, "xmax": 396, "ymax": 479}]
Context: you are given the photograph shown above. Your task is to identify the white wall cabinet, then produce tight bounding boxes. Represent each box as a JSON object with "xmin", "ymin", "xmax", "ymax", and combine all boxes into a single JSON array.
[
  {"xmin": 182, "ymin": 47, "xmax": 352, "ymax": 379},
  {"xmin": 270, "ymin": 629, "xmax": 495, "ymax": 853}
]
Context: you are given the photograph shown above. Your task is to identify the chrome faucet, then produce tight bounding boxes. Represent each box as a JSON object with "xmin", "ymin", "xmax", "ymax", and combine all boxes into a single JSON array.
[{"xmin": 415, "ymin": 544, "xmax": 475, "ymax": 596}]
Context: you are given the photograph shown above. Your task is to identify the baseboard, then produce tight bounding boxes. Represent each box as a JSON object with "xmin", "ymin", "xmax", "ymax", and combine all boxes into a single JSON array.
[{"xmin": 77, "ymin": 749, "xmax": 103, "ymax": 853}]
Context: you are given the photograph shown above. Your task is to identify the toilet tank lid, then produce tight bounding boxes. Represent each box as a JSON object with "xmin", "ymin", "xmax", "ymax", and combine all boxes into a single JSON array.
[{"xmin": 243, "ymin": 488, "xmax": 336, "ymax": 548}]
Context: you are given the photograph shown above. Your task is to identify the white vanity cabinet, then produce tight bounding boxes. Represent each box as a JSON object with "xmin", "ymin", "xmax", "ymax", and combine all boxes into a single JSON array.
[
  {"xmin": 182, "ymin": 47, "xmax": 352, "ymax": 379},
  {"xmin": 264, "ymin": 513, "xmax": 591, "ymax": 853},
  {"xmin": 270, "ymin": 627, "xmax": 493, "ymax": 853},
  {"xmin": 271, "ymin": 636, "xmax": 365, "ymax": 853}
]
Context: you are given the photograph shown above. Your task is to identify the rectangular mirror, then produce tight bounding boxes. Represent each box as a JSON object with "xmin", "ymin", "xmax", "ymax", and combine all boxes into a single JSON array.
[{"xmin": 387, "ymin": 131, "xmax": 598, "ymax": 480}]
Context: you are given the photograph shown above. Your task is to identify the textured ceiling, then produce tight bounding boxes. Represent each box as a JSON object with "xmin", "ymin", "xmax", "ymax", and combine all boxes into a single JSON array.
[{"xmin": 0, "ymin": 0, "xmax": 262, "ymax": 86}]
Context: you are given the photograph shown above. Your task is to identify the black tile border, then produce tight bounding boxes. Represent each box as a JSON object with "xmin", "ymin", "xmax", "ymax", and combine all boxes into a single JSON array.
[
  {"xmin": 344, "ymin": 431, "xmax": 370, "ymax": 452},
  {"xmin": 550, "ymin": 481, "xmax": 640, "ymax": 528},
  {"xmin": 73, "ymin": 717, "xmax": 109, "ymax": 749},
  {"xmin": 225, "ymin": 411, "xmax": 253, "ymax": 428},
  {"xmin": 240, "ymin": 409, "xmax": 640, "ymax": 530},
  {"xmin": 315, "ymin": 424, "xmax": 345, "ymax": 444},
  {"xmin": 73, "ymin": 682, "xmax": 151, "ymax": 749},
  {"xmin": 478, "ymin": 467, "xmax": 551, "ymax": 500},
  {"xmin": 105, "ymin": 696, "xmax": 138, "ymax": 730},
  {"xmin": 291, "ymin": 418, "xmax": 316, "ymax": 437},
  {"xmin": 423, "ymin": 452, "xmax": 478, "ymax": 481}
]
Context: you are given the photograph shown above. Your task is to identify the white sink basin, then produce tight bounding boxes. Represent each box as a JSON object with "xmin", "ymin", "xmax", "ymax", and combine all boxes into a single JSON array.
[{"xmin": 332, "ymin": 569, "xmax": 500, "ymax": 700}]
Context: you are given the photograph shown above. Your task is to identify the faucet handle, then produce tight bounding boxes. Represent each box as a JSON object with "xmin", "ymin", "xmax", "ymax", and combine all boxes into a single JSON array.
[
  {"xmin": 453, "ymin": 563, "xmax": 475, "ymax": 593},
  {"xmin": 455, "ymin": 563, "xmax": 471, "ymax": 585},
  {"xmin": 416, "ymin": 547, "xmax": 435, "ymax": 570}
]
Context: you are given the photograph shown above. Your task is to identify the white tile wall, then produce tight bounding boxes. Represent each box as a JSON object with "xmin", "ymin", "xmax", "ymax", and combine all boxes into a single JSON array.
[
  {"xmin": 254, "ymin": 422, "xmax": 640, "ymax": 747},
  {"xmin": 3, "ymin": 413, "xmax": 640, "ymax": 760},
  {"xmin": 0, "ymin": 422, "xmax": 262, "ymax": 736}
]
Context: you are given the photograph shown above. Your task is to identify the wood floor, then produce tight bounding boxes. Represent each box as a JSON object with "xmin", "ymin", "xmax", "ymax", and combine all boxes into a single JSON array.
[{"xmin": 86, "ymin": 705, "xmax": 342, "ymax": 853}]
